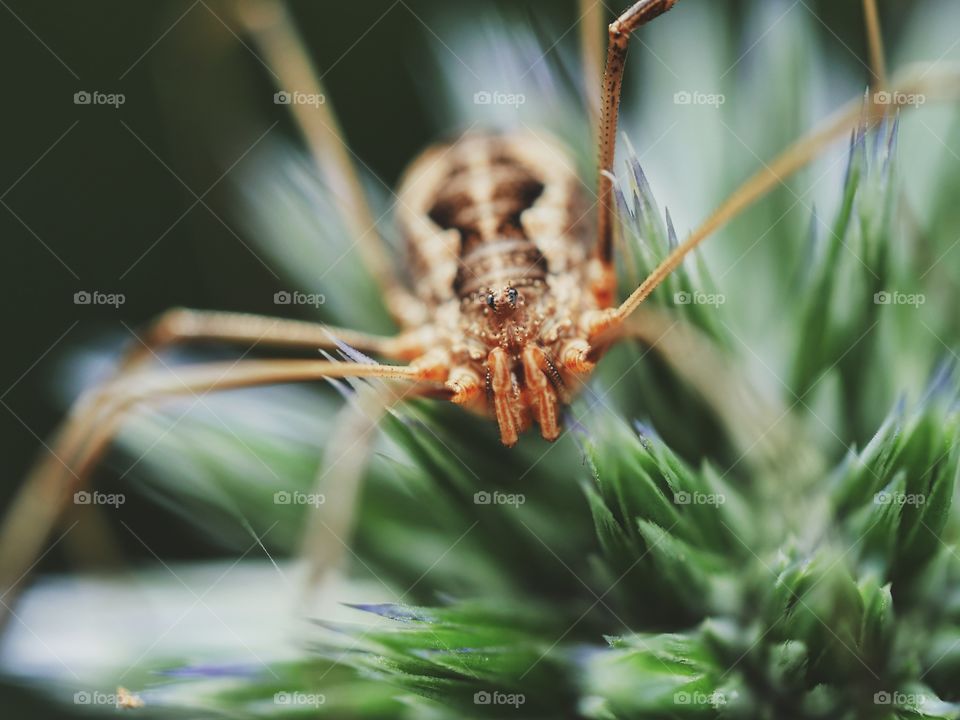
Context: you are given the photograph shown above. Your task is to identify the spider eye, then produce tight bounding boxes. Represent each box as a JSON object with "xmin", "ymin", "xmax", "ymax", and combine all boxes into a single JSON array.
[
  {"xmin": 486, "ymin": 293, "xmax": 496, "ymax": 309},
  {"xmin": 506, "ymin": 287, "xmax": 518, "ymax": 305}
]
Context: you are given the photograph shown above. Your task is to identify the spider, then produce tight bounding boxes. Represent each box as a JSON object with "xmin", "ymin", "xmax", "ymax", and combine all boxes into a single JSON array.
[{"xmin": 0, "ymin": 0, "xmax": 955, "ymax": 619}]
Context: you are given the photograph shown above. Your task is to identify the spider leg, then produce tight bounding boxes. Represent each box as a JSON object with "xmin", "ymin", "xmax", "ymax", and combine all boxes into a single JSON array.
[
  {"xmin": 447, "ymin": 365, "xmax": 483, "ymax": 407},
  {"xmin": 863, "ymin": 0, "xmax": 887, "ymax": 90},
  {"xmin": 0, "ymin": 358, "xmax": 439, "ymax": 627},
  {"xmin": 593, "ymin": 0, "xmax": 680, "ymax": 305},
  {"xmin": 298, "ymin": 371, "xmax": 420, "ymax": 603},
  {"xmin": 234, "ymin": 1, "xmax": 427, "ymax": 327},
  {"xmin": 579, "ymin": 0, "xmax": 605, "ymax": 128},
  {"xmin": 119, "ymin": 307, "xmax": 428, "ymax": 371},
  {"xmin": 487, "ymin": 348, "xmax": 528, "ymax": 447},
  {"xmin": 600, "ymin": 63, "xmax": 960, "ymax": 331},
  {"xmin": 559, "ymin": 338, "xmax": 595, "ymax": 375},
  {"xmin": 521, "ymin": 345, "xmax": 562, "ymax": 441}
]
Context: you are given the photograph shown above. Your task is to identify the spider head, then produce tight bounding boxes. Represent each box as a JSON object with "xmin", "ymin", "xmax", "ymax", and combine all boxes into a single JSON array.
[
  {"xmin": 483, "ymin": 285, "xmax": 522, "ymax": 314},
  {"xmin": 472, "ymin": 283, "xmax": 546, "ymax": 353}
]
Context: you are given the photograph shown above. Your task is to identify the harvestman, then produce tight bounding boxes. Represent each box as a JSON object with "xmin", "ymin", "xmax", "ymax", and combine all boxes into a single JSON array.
[{"xmin": 1, "ymin": 0, "xmax": 958, "ymax": 620}]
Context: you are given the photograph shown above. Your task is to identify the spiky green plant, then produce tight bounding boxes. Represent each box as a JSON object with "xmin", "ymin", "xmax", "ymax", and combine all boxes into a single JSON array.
[{"xmin": 3, "ymin": 3, "xmax": 960, "ymax": 720}]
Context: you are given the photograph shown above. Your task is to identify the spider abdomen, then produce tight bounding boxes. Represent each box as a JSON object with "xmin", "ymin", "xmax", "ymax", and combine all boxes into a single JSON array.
[{"xmin": 396, "ymin": 132, "xmax": 589, "ymax": 305}]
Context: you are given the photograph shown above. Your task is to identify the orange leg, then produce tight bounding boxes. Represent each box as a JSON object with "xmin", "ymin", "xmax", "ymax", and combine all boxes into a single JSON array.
[
  {"xmin": 521, "ymin": 346, "xmax": 562, "ymax": 441},
  {"xmin": 559, "ymin": 337, "xmax": 597, "ymax": 374},
  {"xmin": 594, "ymin": 1, "xmax": 680, "ymax": 278},
  {"xmin": 447, "ymin": 364, "xmax": 483, "ymax": 407},
  {"xmin": 487, "ymin": 348, "xmax": 524, "ymax": 447}
]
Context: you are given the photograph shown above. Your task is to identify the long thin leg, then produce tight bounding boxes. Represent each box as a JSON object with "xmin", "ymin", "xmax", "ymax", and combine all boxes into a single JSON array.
[
  {"xmin": 595, "ymin": 63, "xmax": 960, "ymax": 333},
  {"xmin": 595, "ymin": 1, "xmax": 680, "ymax": 269},
  {"xmin": 233, "ymin": 1, "xmax": 427, "ymax": 327},
  {"xmin": 119, "ymin": 307, "xmax": 428, "ymax": 370},
  {"xmin": 579, "ymin": 0, "xmax": 605, "ymax": 127},
  {"xmin": 75, "ymin": 309, "xmax": 424, "ymax": 581},
  {"xmin": 860, "ymin": 0, "xmax": 922, "ymax": 264},
  {"xmin": 298, "ymin": 376, "xmax": 410, "ymax": 599},
  {"xmin": 0, "ymin": 358, "xmax": 438, "ymax": 627},
  {"xmin": 863, "ymin": 0, "xmax": 887, "ymax": 90}
]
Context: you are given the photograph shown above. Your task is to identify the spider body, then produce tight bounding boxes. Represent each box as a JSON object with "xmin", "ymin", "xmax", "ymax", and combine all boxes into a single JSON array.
[{"xmin": 396, "ymin": 132, "xmax": 607, "ymax": 444}]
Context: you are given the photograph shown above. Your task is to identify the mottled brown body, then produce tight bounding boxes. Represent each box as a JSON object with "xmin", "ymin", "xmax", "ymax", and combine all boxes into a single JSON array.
[{"xmin": 395, "ymin": 133, "xmax": 610, "ymax": 444}]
